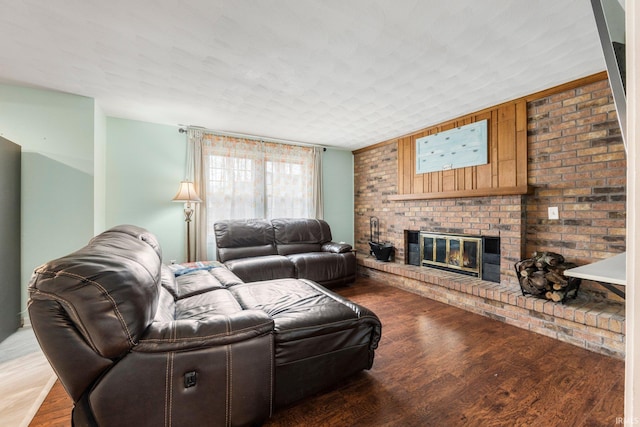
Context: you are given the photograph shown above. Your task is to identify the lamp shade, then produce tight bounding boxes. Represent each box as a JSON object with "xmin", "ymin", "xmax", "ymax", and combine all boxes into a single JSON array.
[{"xmin": 172, "ymin": 181, "xmax": 202, "ymax": 202}]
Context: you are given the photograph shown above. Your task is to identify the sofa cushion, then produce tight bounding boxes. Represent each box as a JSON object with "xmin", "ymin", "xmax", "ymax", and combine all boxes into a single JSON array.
[
  {"xmin": 154, "ymin": 286, "xmax": 177, "ymax": 323},
  {"xmin": 286, "ymin": 251, "xmax": 356, "ymax": 285},
  {"xmin": 225, "ymin": 255, "xmax": 296, "ymax": 282},
  {"xmin": 175, "ymin": 270, "xmax": 226, "ymax": 299},
  {"xmin": 230, "ymin": 278, "xmax": 379, "ymax": 346},
  {"xmin": 210, "ymin": 266, "xmax": 245, "ymax": 287},
  {"xmin": 160, "ymin": 264, "xmax": 179, "ymax": 298},
  {"xmin": 162, "ymin": 265, "xmax": 226, "ymax": 300},
  {"xmin": 163, "ymin": 261, "xmax": 246, "ymax": 298},
  {"xmin": 276, "ymin": 243, "xmax": 322, "ymax": 256},
  {"xmin": 321, "ymin": 241, "xmax": 353, "ymax": 254},
  {"xmin": 176, "ymin": 288, "xmax": 243, "ymax": 319},
  {"xmin": 215, "ymin": 219, "xmax": 277, "ymax": 262},
  {"xmin": 272, "ymin": 218, "xmax": 332, "ymax": 245},
  {"xmin": 218, "ymin": 245, "xmax": 277, "ymax": 263}
]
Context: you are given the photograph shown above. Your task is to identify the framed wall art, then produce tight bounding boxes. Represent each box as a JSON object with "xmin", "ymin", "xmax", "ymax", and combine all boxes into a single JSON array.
[{"xmin": 416, "ymin": 119, "xmax": 488, "ymax": 174}]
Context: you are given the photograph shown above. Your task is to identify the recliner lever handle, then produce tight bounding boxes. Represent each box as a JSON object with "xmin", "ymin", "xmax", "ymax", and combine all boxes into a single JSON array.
[{"xmin": 184, "ymin": 371, "xmax": 197, "ymax": 388}]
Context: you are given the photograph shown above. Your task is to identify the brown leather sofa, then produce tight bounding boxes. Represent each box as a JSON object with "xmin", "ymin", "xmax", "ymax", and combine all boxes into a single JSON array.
[
  {"xmin": 28, "ymin": 225, "xmax": 381, "ymax": 426},
  {"xmin": 214, "ymin": 218, "xmax": 356, "ymax": 287}
]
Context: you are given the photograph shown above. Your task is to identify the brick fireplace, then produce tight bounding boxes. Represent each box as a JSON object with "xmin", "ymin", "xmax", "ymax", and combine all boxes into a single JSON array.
[
  {"xmin": 355, "ymin": 189, "xmax": 525, "ymax": 287},
  {"xmin": 352, "ymin": 74, "xmax": 626, "ymax": 357},
  {"xmin": 353, "ymin": 75, "xmax": 625, "ymax": 301}
]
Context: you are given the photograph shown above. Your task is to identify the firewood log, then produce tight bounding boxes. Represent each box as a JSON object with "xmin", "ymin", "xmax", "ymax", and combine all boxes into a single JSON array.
[
  {"xmin": 550, "ymin": 291, "xmax": 564, "ymax": 302},
  {"xmin": 520, "ymin": 267, "xmax": 536, "ymax": 278},
  {"xmin": 543, "ymin": 252, "xmax": 564, "ymax": 267},
  {"xmin": 545, "ymin": 271, "xmax": 568, "ymax": 286},
  {"xmin": 518, "ymin": 259, "xmax": 535, "ymax": 270},
  {"xmin": 530, "ymin": 271, "xmax": 548, "ymax": 290},
  {"xmin": 520, "ymin": 276, "xmax": 537, "ymax": 294},
  {"xmin": 548, "ymin": 262, "xmax": 577, "ymax": 275}
]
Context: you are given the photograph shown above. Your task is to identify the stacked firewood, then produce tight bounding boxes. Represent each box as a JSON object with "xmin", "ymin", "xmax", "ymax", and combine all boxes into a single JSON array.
[{"xmin": 515, "ymin": 252, "xmax": 580, "ymax": 303}]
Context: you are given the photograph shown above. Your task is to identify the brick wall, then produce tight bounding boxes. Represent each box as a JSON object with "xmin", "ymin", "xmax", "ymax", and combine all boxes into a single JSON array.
[
  {"xmin": 355, "ymin": 140, "xmax": 525, "ymax": 287},
  {"xmin": 525, "ymin": 79, "xmax": 626, "ymax": 298},
  {"xmin": 353, "ymin": 77, "xmax": 625, "ymax": 300}
]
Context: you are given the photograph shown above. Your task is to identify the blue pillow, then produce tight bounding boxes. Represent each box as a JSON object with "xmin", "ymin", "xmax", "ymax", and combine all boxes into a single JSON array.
[{"xmin": 167, "ymin": 260, "xmax": 223, "ymax": 276}]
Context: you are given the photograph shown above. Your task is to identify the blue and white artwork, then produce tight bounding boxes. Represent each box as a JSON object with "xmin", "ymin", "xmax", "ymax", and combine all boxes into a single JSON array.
[{"xmin": 416, "ymin": 119, "xmax": 488, "ymax": 174}]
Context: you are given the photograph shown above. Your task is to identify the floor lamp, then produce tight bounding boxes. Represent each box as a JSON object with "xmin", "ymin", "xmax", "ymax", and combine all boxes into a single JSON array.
[{"xmin": 172, "ymin": 181, "xmax": 202, "ymax": 262}]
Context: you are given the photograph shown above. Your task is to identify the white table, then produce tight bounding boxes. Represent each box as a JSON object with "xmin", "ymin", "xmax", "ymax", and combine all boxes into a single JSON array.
[{"xmin": 563, "ymin": 252, "xmax": 626, "ymax": 299}]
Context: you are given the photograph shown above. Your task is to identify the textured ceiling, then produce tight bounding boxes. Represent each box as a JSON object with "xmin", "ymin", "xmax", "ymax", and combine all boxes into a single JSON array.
[{"xmin": 0, "ymin": 0, "xmax": 605, "ymax": 150}]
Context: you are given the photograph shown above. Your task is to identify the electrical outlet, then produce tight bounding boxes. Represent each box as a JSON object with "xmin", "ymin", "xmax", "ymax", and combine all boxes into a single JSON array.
[{"xmin": 548, "ymin": 206, "xmax": 559, "ymax": 220}]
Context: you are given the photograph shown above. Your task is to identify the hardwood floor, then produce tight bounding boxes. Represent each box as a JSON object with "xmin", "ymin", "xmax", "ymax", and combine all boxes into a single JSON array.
[
  {"xmin": 29, "ymin": 380, "xmax": 71, "ymax": 427},
  {"xmin": 30, "ymin": 277, "xmax": 624, "ymax": 426}
]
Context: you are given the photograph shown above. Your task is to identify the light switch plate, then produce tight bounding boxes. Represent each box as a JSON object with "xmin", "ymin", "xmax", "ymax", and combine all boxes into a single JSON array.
[{"xmin": 548, "ymin": 206, "xmax": 559, "ymax": 220}]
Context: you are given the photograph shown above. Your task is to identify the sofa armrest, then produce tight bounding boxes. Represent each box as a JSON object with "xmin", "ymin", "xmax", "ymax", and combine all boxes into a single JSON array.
[
  {"xmin": 322, "ymin": 241, "xmax": 353, "ymax": 253},
  {"xmin": 136, "ymin": 310, "xmax": 274, "ymax": 352},
  {"xmin": 92, "ymin": 309, "xmax": 274, "ymax": 427}
]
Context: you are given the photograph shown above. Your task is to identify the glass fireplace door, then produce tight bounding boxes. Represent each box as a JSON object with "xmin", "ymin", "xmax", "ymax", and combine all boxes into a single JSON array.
[{"xmin": 420, "ymin": 232, "xmax": 482, "ymax": 277}]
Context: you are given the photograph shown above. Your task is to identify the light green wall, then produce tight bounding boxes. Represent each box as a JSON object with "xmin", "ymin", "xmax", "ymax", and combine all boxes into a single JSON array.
[
  {"xmin": 0, "ymin": 83, "xmax": 95, "ymax": 317},
  {"xmin": 94, "ymin": 104, "xmax": 107, "ymax": 234},
  {"xmin": 105, "ymin": 118, "xmax": 186, "ymax": 263},
  {"xmin": 105, "ymin": 120, "xmax": 356, "ymax": 260},
  {"xmin": 322, "ymin": 148, "xmax": 354, "ymax": 245},
  {"xmin": 0, "ymin": 83, "xmax": 356, "ymax": 319}
]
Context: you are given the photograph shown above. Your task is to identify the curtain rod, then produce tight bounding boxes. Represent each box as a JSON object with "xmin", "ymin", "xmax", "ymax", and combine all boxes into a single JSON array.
[{"xmin": 178, "ymin": 126, "xmax": 326, "ymax": 150}]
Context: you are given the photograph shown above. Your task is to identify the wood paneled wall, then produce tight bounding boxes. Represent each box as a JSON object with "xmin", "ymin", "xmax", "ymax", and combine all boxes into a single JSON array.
[{"xmin": 391, "ymin": 100, "xmax": 528, "ymax": 200}]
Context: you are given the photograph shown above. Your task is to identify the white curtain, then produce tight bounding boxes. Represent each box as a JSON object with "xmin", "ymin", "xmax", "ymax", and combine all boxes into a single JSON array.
[
  {"xmin": 312, "ymin": 146, "xmax": 324, "ymax": 219},
  {"xmin": 191, "ymin": 132, "xmax": 322, "ymax": 257},
  {"xmin": 186, "ymin": 128, "xmax": 208, "ymax": 261}
]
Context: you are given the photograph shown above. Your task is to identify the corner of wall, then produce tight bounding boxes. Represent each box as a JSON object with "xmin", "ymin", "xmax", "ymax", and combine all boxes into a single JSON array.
[
  {"xmin": 94, "ymin": 103, "xmax": 107, "ymax": 234},
  {"xmin": 322, "ymin": 148, "xmax": 355, "ymax": 245}
]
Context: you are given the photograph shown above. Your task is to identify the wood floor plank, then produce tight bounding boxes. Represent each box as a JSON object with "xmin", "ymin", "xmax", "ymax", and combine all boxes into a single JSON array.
[
  {"xmin": 29, "ymin": 380, "xmax": 71, "ymax": 427},
  {"xmin": 29, "ymin": 277, "xmax": 624, "ymax": 426}
]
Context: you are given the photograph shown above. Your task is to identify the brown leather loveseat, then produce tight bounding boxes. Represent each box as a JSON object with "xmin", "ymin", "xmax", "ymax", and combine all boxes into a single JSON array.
[
  {"xmin": 28, "ymin": 225, "xmax": 381, "ymax": 426},
  {"xmin": 214, "ymin": 218, "xmax": 356, "ymax": 287}
]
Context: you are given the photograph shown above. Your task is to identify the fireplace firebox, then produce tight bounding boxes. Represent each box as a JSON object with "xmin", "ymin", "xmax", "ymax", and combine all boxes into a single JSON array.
[{"xmin": 420, "ymin": 232, "xmax": 482, "ymax": 277}]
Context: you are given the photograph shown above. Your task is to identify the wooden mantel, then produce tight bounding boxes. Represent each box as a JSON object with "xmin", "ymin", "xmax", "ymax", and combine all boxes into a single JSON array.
[{"xmin": 388, "ymin": 185, "xmax": 531, "ymax": 201}]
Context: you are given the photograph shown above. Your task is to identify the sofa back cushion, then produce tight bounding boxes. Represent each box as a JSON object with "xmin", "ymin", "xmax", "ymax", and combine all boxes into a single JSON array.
[
  {"xmin": 28, "ymin": 224, "xmax": 162, "ymax": 359},
  {"xmin": 276, "ymin": 243, "xmax": 322, "ymax": 256},
  {"xmin": 214, "ymin": 219, "xmax": 277, "ymax": 262},
  {"xmin": 272, "ymin": 218, "xmax": 332, "ymax": 255}
]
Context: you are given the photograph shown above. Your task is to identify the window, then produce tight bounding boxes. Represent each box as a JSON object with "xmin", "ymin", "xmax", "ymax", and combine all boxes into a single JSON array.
[{"xmin": 201, "ymin": 134, "xmax": 316, "ymax": 253}]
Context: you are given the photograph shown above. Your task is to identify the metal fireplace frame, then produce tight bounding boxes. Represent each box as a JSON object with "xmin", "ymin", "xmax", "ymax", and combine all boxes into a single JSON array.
[{"xmin": 420, "ymin": 232, "xmax": 483, "ymax": 277}]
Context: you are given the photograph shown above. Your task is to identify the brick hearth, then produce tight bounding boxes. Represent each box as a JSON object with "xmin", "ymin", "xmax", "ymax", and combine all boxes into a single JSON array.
[{"xmin": 358, "ymin": 256, "xmax": 624, "ymax": 359}]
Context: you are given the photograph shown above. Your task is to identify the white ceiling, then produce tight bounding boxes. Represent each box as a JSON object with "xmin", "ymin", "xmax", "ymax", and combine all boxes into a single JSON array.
[{"xmin": 0, "ymin": 0, "xmax": 605, "ymax": 150}]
